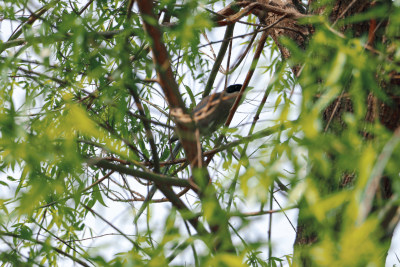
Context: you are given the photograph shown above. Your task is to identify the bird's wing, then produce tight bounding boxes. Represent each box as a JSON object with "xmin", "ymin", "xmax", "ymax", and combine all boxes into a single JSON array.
[{"xmin": 192, "ymin": 92, "xmax": 223, "ymax": 115}]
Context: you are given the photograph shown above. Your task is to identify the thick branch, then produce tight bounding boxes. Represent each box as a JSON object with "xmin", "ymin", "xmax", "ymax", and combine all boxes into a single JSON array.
[
  {"xmin": 91, "ymin": 159, "xmax": 191, "ymax": 187},
  {"xmin": 203, "ymin": 24, "xmax": 235, "ymax": 97},
  {"xmin": 235, "ymin": 1, "xmax": 308, "ymax": 20},
  {"xmin": 137, "ymin": 0, "xmax": 202, "ymax": 169},
  {"xmin": 136, "ymin": 1, "xmax": 184, "ymax": 110}
]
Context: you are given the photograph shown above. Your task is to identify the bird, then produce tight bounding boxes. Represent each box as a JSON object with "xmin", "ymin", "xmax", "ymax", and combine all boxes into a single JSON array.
[
  {"xmin": 133, "ymin": 84, "xmax": 243, "ymax": 223},
  {"xmin": 170, "ymin": 84, "xmax": 243, "ymax": 143}
]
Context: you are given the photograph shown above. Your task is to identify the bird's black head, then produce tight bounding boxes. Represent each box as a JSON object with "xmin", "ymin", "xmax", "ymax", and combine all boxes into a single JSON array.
[{"xmin": 226, "ymin": 84, "xmax": 242, "ymax": 94}]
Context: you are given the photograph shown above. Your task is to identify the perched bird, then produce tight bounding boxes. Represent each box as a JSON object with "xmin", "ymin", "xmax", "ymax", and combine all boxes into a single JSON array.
[
  {"xmin": 170, "ymin": 84, "xmax": 243, "ymax": 142},
  {"xmin": 134, "ymin": 84, "xmax": 243, "ymax": 222}
]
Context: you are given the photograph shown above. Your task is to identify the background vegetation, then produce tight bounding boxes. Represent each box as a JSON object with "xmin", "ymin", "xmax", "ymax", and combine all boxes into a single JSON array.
[{"xmin": 0, "ymin": 0, "xmax": 399, "ymax": 266}]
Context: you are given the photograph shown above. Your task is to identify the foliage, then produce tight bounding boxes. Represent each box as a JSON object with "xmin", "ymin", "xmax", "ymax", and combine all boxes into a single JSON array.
[{"xmin": 0, "ymin": 0, "xmax": 399, "ymax": 266}]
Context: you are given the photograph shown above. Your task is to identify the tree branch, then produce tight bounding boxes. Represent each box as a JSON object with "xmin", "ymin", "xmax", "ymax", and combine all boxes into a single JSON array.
[
  {"xmin": 0, "ymin": 231, "xmax": 90, "ymax": 267},
  {"xmin": 91, "ymin": 158, "xmax": 191, "ymax": 187},
  {"xmin": 203, "ymin": 24, "xmax": 235, "ymax": 97}
]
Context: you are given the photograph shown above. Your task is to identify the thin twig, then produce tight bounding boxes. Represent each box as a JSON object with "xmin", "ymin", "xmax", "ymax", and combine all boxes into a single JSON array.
[
  {"xmin": 81, "ymin": 204, "xmax": 143, "ymax": 252},
  {"xmin": 332, "ymin": 0, "xmax": 359, "ymax": 26}
]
